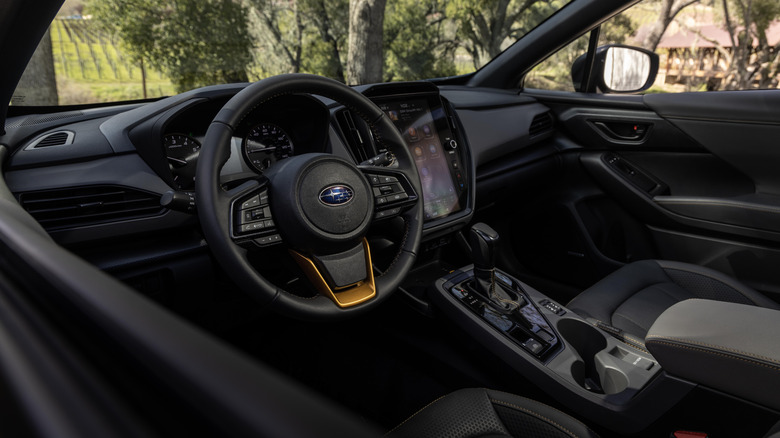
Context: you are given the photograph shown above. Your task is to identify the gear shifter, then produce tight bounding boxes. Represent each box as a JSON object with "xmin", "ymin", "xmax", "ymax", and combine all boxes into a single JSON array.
[{"xmin": 469, "ymin": 223, "xmax": 523, "ymax": 312}]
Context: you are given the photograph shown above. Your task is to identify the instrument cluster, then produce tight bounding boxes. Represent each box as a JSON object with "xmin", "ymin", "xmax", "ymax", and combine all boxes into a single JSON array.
[{"xmin": 161, "ymin": 94, "xmax": 330, "ymax": 189}]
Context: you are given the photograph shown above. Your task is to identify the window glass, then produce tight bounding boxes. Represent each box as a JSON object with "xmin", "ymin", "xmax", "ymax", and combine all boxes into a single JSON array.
[
  {"xmin": 526, "ymin": 0, "xmax": 780, "ymax": 93},
  {"xmin": 11, "ymin": 0, "xmax": 573, "ymax": 106}
]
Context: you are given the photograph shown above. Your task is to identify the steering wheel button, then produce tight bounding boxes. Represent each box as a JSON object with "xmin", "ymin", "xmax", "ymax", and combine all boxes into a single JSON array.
[
  {"xmin": 369, "ymin": 175, "xmax": 381, "ymax": 185},
  {"xmin": 380, "ymin": 176, "xmax": 398, "ymax": 184},
  {"xmin": 379, "ymin": 185, "xmax": 394, "ymax": 195},
  {"xmin": 372, "ymin": 187, "xmax": 382, "ymax": 197},
  {"xmin": 241, "ymin": 196, "xmax": 260, "ymax": 210},
  {"xmin": 390, "ymin": 193, "xmax": 408, "ymax": 202},
  {"xmin": 259, "ymin": 193, "xmax": 269, "ymax": 204},
  {"xmin": 376, "ymin": 196, "xmax": 388, "ymax": 205},
  {"xmin": 263, "ymin": 219, "xmax": 274, "ymax": 228},
  {"xmin": 240, "ymin": 222, "xmax": 265, "ymax": 233}
]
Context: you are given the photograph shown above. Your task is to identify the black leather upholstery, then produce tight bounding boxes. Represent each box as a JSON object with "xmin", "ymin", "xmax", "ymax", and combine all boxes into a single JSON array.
[
  {"xmin": 387, "ymin": 388, "xmax": 599, "ymax": 438},
  {"xmin": 567, "ymin": 260, "xmax": 780, "ymax": 347}
]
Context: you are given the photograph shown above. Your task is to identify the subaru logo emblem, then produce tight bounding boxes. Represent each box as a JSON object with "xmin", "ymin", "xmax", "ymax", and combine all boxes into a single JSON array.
[{"xmin": 319, "ymin": 185, "xmax": 354, "ymax": 206}]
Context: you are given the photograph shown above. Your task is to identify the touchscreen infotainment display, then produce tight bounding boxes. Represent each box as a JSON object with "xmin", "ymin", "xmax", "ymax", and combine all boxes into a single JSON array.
[{"xmin": 377, "ymin": 98, "xmax": 461, "ymax": 220}]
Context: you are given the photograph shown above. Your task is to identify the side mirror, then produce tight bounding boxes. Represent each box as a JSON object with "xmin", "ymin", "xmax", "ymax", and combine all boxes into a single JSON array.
[{"xmin": 571, "ymin": 44, "xmax": 659, "ymax": 93}]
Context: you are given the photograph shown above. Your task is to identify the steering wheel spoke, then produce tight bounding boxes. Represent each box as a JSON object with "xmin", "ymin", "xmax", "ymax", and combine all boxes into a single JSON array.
[
  {"xmin": 289, "ymin": 239, "xmax": 376, "ymax": 308},
  {"xmin": 226, "ymin": 179, "xmax": 283, "ymax": 248},
  {"xmin": 360, "ymin": 167, "xmax": 419, "ymax": 221}
]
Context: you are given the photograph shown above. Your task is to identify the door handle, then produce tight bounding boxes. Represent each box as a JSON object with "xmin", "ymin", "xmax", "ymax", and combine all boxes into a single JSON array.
[{"xmin": 593, "ymin": 121, "xmax": 650, "ymax": 142}]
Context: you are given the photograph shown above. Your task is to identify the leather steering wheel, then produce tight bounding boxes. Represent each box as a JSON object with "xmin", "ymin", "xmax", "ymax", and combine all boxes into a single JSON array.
[{"xmin": 196, "ymin": 74, "xmax": 423, "ymax": 320}]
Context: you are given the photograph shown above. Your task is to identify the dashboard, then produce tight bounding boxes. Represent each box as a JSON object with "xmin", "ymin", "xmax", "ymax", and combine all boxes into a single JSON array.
[
  {"xmin": 1, "ymin": 79, "xmax": 553, "ymax": 301},
  {"xmin": 2, "ymin": 81, "xmax": 554, "ymax": 252},
  {"xmin": 0, "ymin": 83, "xmax": 474, "ymax": 250}
]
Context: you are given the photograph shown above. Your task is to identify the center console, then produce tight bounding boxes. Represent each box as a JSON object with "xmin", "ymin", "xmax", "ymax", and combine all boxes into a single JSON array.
[{"xmin": 430, "ymin": 223, "xmax": 695, "ymax": 435}]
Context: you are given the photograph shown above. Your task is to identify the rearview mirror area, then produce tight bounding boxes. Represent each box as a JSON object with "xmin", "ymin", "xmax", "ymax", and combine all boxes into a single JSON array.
[{"xmin": 571, "ymin": 44, "xmax": 659, "ymax": 94}]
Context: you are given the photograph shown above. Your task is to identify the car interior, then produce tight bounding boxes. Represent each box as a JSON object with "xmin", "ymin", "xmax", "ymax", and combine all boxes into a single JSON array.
[{"xmin": 2, "ymin": 0, "xmax": 780, "ymax": 437}]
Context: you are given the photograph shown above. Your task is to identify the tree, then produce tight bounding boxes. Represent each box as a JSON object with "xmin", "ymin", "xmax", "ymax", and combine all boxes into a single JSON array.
[
  {"xmin": 301, "ymin": 0, "xmax": 349, "ymax": 82},
  {"xmin": 347, "ymin": 0, "xmax": 387, "ymax": 84},
  {"xmin": 640, "ymin": 0, "xmax": 700, "ymax": 52},
  {"xmin": 524, "ymin": 13, "xmax": 635, "ymax": 90},
  {"xmin": 447, "ymin": 0, "xmax": 559, "ymax": 70},
  {"xmin": 699, "ymin": 0, "xmax": 780, "ymax": 89},
  {"xmin": 245, "ymin": 0, "xmax": 304, "ymax": 75},
  {"xmin": 89, "ymin": 0, "xmax": 253, "ymax": 92},
  {"xmin": 245, "ymin": 0, "xmax": 348, "ymax": 81},
  {"xmin": 383, "ymin": 0, "xmax": 456, "ymax": 81}
]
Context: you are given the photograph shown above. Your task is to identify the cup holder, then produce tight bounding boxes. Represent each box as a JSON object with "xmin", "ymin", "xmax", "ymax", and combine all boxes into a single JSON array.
[{"xmin": 557, "ymin": 318, "xmax": 628, "ymax": 395}]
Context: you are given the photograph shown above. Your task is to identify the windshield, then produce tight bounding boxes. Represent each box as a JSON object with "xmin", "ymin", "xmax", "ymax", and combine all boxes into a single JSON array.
[{"xmin": 11, "ymin": 0, "xmax": 571, "ymax": 106}]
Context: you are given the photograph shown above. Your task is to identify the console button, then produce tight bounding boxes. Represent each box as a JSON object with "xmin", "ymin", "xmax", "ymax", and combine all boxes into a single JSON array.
[
  {"xmin": 537, "ymin": 329, "xmax": 554, "ymax": 342},
  {"xmin": 522, "ymin": 338, "xmax": 544, "ymax": 355}
]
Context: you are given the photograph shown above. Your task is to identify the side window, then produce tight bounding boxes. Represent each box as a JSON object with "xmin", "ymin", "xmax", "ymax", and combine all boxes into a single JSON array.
[{"xmin": 526, "ymin": 0, "xmax": 780, "ymax": 92}]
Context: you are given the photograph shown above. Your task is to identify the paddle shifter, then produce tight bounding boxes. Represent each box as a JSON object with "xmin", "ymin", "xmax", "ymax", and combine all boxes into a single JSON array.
[{"xmin": 469, "ymin": 223, "xmax": 524, "ymax": 312}]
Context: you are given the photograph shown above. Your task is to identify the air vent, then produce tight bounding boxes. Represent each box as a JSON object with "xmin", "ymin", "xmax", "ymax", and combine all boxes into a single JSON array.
[
  {"xmin": 336, "ymin": 110, "xmax": 371, "ymax": 163},
  {"xmin": 25, "ymin": 131, "xmax": 75, "ymax": 149},
  {"xmin": 529, "ymin": 112, "xmax": 554, "ymax": 138},
  {"xmin": 19, "ymin": 185, "xmax": 164, "ymax": 231}
]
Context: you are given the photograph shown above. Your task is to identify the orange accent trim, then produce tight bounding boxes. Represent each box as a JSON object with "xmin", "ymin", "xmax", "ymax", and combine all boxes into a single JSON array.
[{"xmin": 289, "ymin": 239, "xmax": 376, "ymax": 308}]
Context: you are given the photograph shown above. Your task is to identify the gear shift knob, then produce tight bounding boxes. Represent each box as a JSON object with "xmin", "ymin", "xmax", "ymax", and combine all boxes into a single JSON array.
[
  {"xmin": 468, "ymin": 223, "xmax": 524, "ymax": 312},
  {"xmin": 469, "ymin": 222, "xmax": 499, "ymax": 270}
]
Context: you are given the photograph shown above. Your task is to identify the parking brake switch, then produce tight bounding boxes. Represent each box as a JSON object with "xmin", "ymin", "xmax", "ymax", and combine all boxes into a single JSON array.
[{"xmin": 469, "ymin": 223, "xmax": 524, "ymax": 312}]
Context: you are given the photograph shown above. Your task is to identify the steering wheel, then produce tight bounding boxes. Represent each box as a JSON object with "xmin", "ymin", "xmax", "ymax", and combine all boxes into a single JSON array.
[{"xmin": 196, "ymin": 74, "xmax": 423, "ymax": 320}]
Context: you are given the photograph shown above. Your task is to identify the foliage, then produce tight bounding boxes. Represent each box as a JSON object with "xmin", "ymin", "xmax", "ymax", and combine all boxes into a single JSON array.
[
  {"xmin": 717, "ymin": 0, "xmax": 780, "ymax": 89},
  {"xmin": 50, "ymin": 18, "xmax": 173, "ymax": 104},
  {"xmin": 88, "ymin": 0, "xmax": 253, "ymax": 92},
  {"xmin": 246, "ymin": 0, "xmax": 349, "ymax": 81},
  {"xmin": 446, "ymin": 0, "xmax": 564, "ymax": 69},
  {"xmin": 383, "ymin": 0, "xmax": 456, "ymax": 81},
  {"xmin": 524, "ymin": 12, "xmax": 635, "ymax": 91}
]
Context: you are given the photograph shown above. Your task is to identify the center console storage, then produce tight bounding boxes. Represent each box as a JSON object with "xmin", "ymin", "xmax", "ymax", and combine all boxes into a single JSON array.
[
  {"xmin": 646, "ymin": 299, "xmax": 780, "ymax": 412},
  {"xmin": 432, "ymin": 262, "xmax": 694, "ymax": 434}
]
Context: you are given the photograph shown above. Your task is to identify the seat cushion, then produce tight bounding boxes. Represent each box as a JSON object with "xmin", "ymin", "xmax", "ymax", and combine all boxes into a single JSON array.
[
  {"xmin": 567, "ymin": 260, "xmax": 779, "ymax": 347},
  {"xmin": 387, "ymin": 388, "xmax": 598, "ymax": 438}
]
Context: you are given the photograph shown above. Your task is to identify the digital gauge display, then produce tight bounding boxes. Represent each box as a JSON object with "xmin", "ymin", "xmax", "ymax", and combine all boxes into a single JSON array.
[{"xmin": 243, "ymin": 123, "xmax": 294, "ymax": 172}]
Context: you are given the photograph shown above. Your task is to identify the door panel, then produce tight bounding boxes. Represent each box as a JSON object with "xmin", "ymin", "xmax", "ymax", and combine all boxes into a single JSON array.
[{"xmin": 525, "ymin": 89, "xmax": 780, "ymax": 301}]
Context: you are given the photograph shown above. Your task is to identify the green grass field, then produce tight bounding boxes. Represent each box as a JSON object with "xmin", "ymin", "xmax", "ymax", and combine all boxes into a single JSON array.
[{"xmin": 51, "ymin": 19, "xmax": 174, "ymax": 104}]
